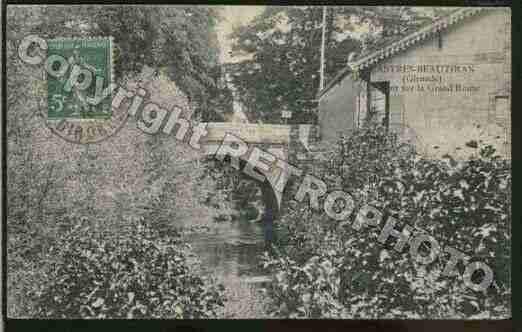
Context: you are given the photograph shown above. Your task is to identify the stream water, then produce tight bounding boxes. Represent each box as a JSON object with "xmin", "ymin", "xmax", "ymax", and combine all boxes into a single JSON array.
[
  {"xmin": 185, "ymin": 218, "xmax": 270, "ymax": 317},
  {"xmin": 186, "ymin": 219, "xmax": 267, "ymax": 280}
]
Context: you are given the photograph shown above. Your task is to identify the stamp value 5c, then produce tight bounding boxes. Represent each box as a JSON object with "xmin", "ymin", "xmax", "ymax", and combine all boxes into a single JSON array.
[
  {"xmin": 47, "ymin": 38, "xmax": 113, "ymax": 120},
  {"xmin": 43, "ymin": 36, "xmax": 129, "ymax": 144}
]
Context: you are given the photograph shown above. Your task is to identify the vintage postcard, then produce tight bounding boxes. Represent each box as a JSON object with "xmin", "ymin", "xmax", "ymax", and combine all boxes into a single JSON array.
[{"xmin": 5, "ymin": 5, "xmax": 511, "ymax": 320}]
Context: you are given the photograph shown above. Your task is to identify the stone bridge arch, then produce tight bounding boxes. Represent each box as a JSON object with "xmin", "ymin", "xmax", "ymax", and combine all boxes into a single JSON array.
[
  {"xmin": 200, "ymin": 155, "xmax": 281, "ymax": 242},
  {"xmin": 197, "ymin": 122, "xmax": 321, "ymax": 242},
  {"xmin": 200, "ymin": 123, "xmax": 292, "ymax": 207}
]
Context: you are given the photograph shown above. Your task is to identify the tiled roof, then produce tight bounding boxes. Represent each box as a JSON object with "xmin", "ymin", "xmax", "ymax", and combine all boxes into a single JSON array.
[
  {"xmin": 348, "ymin": 8, "xmax": 485, "ymax": 71},
  {"xmin": 318, "ymin": 7, "xmax": 486, "ymax": 98}
]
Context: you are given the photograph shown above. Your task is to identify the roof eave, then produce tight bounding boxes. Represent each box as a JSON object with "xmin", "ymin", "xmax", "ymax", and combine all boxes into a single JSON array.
[
  {"xmin": 347, "ymin": 8, "xmax": 485, "ymax": 72},
  {"xmin": 317, "ymin": 7, "xmax": 486, "ymax": 99}
]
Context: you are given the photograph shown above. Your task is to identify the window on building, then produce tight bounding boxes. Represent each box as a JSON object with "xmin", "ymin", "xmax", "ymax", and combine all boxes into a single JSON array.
[
  {"xmin": 494, "ymin": 96, "xmax": 509, "ymax": 122},
  {"xmin": 494, "ymin": 95, "xmax": 510, "ymax": 156},
  {"xmin": 356, "ymin": 81, "xmax": 390, "ymax": 129},
  {"xmin": 371, "ymin": 82, "xmax": 389, "ymax": 128},
  {"xmin": 355, "ymin": 87, "xmax": 367, "ymax": 128}
]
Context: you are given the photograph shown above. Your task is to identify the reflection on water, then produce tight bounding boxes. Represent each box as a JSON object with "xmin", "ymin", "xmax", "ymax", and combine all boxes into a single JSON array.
[
  {"xmin": 185, "ymin": 219, "xmax": 266, "ymax": 279},
  {"xmin": 185, "ymin": 218, "xmax": 270, "ymax": 317}
]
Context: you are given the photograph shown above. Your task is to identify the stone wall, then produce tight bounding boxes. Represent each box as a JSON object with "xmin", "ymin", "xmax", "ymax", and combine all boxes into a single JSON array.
[
  {"xmin": 317, "ymin": 76, "xmax": 358, "ymax": 142},
  {"xmin": 369, "ymin": 8, "xmax": 511, "ymax": 159}
]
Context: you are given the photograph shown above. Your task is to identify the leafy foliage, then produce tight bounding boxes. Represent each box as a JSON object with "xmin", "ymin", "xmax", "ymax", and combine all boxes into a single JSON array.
[
  {"xmin": 352, "ymin": 7, "xmax": 452, "ymax": 55},
  {"xmin": 6, "ymin": 6, "xmax": 230, "ymax": 317},
  {"xmin": 229, "ymin": 7, "xmax": 451, "ymax": 124},
  {"xmin": 27, "ymin": 5, "xmax": 231, "ymax": 120},
  {"xmin": 201, "ymin": 158, "xmax": 266, "ymax": 222},
  {"xmin": 263, "ymin": 126, "xmax": 510, "ymax": 318},
  {"xmin": 229, "ymin": 7, "xmax": 358, "ymax": 124},
  {"xmin": 34, "ymin": 219, "xmax": 225, "ymax": 318}
]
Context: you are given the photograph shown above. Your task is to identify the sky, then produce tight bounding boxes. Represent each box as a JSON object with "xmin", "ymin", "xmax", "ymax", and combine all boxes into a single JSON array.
[
  {"xmin": 215, "ymin": 5, "xmax": 374, "ymax": 64},
  {"xmin": 214, "ymin": 6, "xmax": 452, "ymax": 64},
  {"xmin": 216, "ymin": 6, "xmax": 265, "ymax": 64}
]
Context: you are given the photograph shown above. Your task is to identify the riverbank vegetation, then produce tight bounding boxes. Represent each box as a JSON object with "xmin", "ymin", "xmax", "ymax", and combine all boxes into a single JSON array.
[
  {"xmin": 6, "ymin": 6, "xmax": 231, "ymax": 318},
  {"xmin": 6, "ymin": 5, "xmax": 511, "ymax": 319},
  {"xmin": 262, "ymin": 125, "xmax": 510, "ymax": 318}
]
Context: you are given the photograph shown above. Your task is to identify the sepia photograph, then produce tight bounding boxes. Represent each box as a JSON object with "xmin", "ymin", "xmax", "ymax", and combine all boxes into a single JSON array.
[{"xmin": 4, "ymin": 4, "xmax": 511, "ymax": 321}]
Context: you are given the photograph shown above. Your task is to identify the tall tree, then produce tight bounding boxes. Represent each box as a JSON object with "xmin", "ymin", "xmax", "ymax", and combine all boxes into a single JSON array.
[
  {"xmin": 33, "ymin": 5, "xmax": 231, "ymax": 121},
  {"xmin": 229, "ymin": 6, "xmax": 452, "ymax": 124}
]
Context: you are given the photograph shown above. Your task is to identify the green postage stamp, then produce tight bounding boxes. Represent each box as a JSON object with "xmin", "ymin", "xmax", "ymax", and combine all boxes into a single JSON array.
[
  {"xmin": 44, "ymin": 36, "xmax": 126, "ymax": 144},
  {"xmin": 47, "ymin": 37, "xmax": 113, "ymax": 120}
]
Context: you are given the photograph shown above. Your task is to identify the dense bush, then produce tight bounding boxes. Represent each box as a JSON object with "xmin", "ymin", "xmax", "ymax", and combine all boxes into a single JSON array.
[
  {"xmin": 6, "ymin": 6, "xmax": 231, "ymax": 317},
  {"xmin": 263, "ymin": 125, "xmax": 510, "ymax": 318},
  {"xmin": 34, "ymin": 219, "xmax": 225, "ymax": 318}
]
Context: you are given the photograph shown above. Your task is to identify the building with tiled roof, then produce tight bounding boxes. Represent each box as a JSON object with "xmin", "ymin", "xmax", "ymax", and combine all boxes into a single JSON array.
[{"xmin": 317, "ymin": 7, "xmax": 510, "ymax": 159}]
